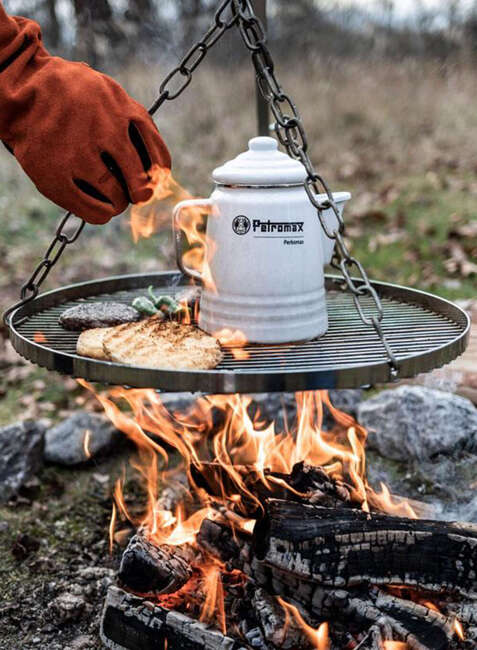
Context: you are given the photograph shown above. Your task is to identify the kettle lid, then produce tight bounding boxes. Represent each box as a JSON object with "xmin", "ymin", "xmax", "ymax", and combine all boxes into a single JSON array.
[{"xmin": 212, "ymin": 136, "xmax": 307, "ymax": 186}]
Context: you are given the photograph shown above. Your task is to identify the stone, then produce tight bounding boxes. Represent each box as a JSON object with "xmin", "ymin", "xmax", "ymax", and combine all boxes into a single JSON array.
[
  {"xmin": 47, "ymin": 592, "xmax": 86, "ymax": 624},
  {"xmin": 65, "ymin": 635, "xmax": 96, "ymax": 650},
  {"xmin": 0, "ymin": 421, "xmax": 45, "ymax": 503},
  {"xmin": 44, "ymin": 412, "xmax": 119, "ymax": 466},
  {"xmin": 159, "ymin": 390, "xmax": 362, "ymax": 433},
  {"xmin": 357, "ymin": 385, "xmax": 477, "ymax": 462},
  {"xmin": 324, "ymin": 389, "xmax": 363, "ymax": 428},
  {"xmin": 461, "ymin": 495, "xmax": 477, "ymax": 523}
]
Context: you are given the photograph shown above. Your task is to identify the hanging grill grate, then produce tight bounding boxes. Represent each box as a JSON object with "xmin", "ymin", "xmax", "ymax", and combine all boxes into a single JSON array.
[{"xmin": 6, "ymin": 271, "xmax": 469, "ymax": 394}]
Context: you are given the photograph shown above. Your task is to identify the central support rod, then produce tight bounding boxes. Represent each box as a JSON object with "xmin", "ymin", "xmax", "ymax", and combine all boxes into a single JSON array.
[{"xmin": 254, "ymin": 0, "xmax": 270, "ymax": 136}]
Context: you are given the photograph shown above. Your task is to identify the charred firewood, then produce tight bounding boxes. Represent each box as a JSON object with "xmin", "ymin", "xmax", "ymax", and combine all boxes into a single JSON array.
[
  {"xmin": 198, "ymin": 519, "xmax": 455, "ymax": 650},
  {"xmin": 157, "ymin": 469, "xmax": 190, "ymax": 512},
  {"xmin": 348, "ymin": 591, "xmax": 454, "ymax": 650},
  {"xmin": 445, "ymin": 601, "xmax": 477, "ymax": 626},
  {"xmin": 286, "ymin": 460, "xmax": 353, "ymax": 507},
  {"xmin": 254, "ymin": 499, "xmax": 477, "ymax": 599},
  {"xmin": 191, "ymin": 460, "xmax": 354, "ymax": 516},
  {"xmin": 101, "ymin": 584, "xmax": 252, "ymax": 650},
  {"xmin": 252, "ymin": 587, "xmax": 317, "ymax": 649},
  {"xmin": 118, "ymin": 533, "xmax": 194, "ymax": 596}
]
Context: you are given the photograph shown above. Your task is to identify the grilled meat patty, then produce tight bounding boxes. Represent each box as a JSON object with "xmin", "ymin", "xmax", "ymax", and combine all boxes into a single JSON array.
[
  {"xmin": 102, "ymin": 317, "xmax": 223, "ymax": 370},
  {"xmin": 60, "ymin": 302, "xmax": 140, "ymax": 331},
  {"xmin": 76, "ymin": 327, "xmax": 113, "ymax": 360}
]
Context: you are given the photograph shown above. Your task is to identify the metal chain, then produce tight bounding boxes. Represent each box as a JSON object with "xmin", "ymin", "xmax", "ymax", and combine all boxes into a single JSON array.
[
  {"xmin": 4, "ymin": 0, "xmax": 237, "ymax": 326},
  {"xmin": 3, "ymin": 212, "xmax": 85, "ymax": 325},
  {"xmin": 149, "ymin": 0, "xmax": 238, "ymax": 115},
  {"xmin": 232, "ymin": 0, "xmax": 398, "ymax": 378}
]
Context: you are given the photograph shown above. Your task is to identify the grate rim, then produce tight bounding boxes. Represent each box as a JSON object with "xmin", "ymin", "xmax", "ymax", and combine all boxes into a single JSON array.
[{"xmin": 6, "ymin": 272, "xmax": 470, "ymax": 393}]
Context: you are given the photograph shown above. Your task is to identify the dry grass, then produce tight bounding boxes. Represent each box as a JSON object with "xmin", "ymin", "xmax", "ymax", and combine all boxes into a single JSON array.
[{"xmin": 119, "ymin": 58, "xmax": 477, "ymax": 189}]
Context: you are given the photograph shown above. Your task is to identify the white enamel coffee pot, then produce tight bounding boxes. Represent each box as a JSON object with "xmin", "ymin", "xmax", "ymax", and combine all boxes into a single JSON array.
[{"xmin": 173, "ymin": 137, "xmax": 351, "ymax": 344}]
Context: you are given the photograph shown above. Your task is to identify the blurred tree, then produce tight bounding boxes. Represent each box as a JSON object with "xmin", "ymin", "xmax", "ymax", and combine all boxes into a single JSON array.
[
  {"xmin": 72, "ymin": 0, "xmax": 125, "ymax": 67},
  {"xmin": 45, "ymin": 0, "xmax": 60, "ymax": 49}
]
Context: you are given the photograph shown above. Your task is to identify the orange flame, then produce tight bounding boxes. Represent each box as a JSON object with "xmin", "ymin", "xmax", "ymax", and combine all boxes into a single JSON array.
[
  {"xmin": 80, "ymin": 379, "xmax": 421, "ymax": 637},
  {"xmin": 278, "ymin": 598, "xmax": 330, "ymax": 649},
  {"xmin": 81, "ymin": 382, "xmax": 418, "ymax": 555},
  {"xmin": 83, "ymin": 429, "xmax": 92, "ymax": 460},
  {"xmin": 383, "ymin": 644, "xmax": 408, "ymax": 650},
  {"xmin": 33, "ymin": 331, "xmax": 47, "ymax": 343},
  {"xmin": 129, "ymin": 166, "xmax": 175, "ymax": 243},
  {"xmin": 454, "ymin": 619, "xmax": 465, "ymax": 641},
  {"xmin": 213, "ymin": 328, "xmax": 250, "ymax": 360},
  {"xmin": 109, "ymin": 502, "xmax": 117, "ymax": 554},
  {"xmin": 421, "ymin": 600, "xmax": 440, "ymax": 613},
  {"xmin": 129, "ymin": 164, "xmax": 217, "ymax": 292},
  {"xmin": 199, "ymin": 561, "xmax": 227, "ymax": 635}
]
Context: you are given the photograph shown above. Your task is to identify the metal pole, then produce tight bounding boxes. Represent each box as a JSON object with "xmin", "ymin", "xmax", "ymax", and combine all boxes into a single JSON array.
[{"xmin": 254, "ymin": 0, "xmax": 270, "ymax": 136}]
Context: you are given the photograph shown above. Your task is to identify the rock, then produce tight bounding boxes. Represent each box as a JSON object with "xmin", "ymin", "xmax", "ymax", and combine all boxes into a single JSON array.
[
  {"xmin": 159, "ymin": 390, "xmax": 362, "ymax": 433},
  {"xmin": 47, "ymin": 592, "xmax": 86, "ymax": 624},
  {"xmin": 65, "ymin": 635, "xmax": 96, "ymax": 650},
  {"xmin": 0, "ymin": 420, "xmax": 45, "ymax": 503},
  {"xmin": 44, "ymin": 412, "xmax": 119, "ymax": 466},
  {"xmin": 358, "ymin": 385, "xmax": 477, "ymax": 462},
  {"xmin": 328, "ymin": 389, "xmax": 363, "ymax": 418},
  {"xmin": 460, "ymin": 495, "xmax": 477, "ymax": 523}
]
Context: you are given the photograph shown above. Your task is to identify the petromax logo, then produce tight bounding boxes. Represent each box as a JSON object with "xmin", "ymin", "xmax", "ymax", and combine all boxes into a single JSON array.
[
  {"xmin": 232, "ymin": 215, "xmax": 251, "ymax": 235},
  {"xmin": 232, "ymin": 216, "xmax": 304, "ymax": 235}
]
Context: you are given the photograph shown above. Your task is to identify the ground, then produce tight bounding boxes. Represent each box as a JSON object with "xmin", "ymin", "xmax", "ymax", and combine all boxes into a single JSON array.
[{"xmin": 0, "ymin": 57, "xmax": 476, "ymax": 649}]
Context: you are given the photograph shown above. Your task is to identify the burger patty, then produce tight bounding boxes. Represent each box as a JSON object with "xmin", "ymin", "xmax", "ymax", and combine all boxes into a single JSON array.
[{"xmin": 60, "ymin": 302, "xmax": 140, "ymax": 331}]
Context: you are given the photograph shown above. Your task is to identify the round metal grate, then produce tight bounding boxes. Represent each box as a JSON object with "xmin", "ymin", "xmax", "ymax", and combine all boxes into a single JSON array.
[{"xmin": 6, "ymin": 271, "xmax": 470, "ymax": 393}]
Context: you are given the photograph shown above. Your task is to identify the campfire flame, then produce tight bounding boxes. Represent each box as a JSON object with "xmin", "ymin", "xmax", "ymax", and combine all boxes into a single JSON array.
[
  {"xmin": 109, "ymin": 502, "xmax": 116, "ymax": 555},
  {"xmin": 213, "ymin": 328, "xmax": 250, "ymax": 360},
  {"xmin": 454, "ymin": 618, "xmax": 465, "ymax": 641},
  {"xmin": 129, "ymin": 164, "xmax": 217, "ymax": 293},
  {"xmin": 82, "ymin": 429, "xmax": 92, "ymax": 460},
  {"xmin": 383, "ymin": 643, "xmax": 408, "ymax": 650},
  {"xmin": 278, "ymin": 598, "xmax": 330, "ymax": 649},
  {"xmin": 78, "ymin": 379, "xmax": 427, "ymax": 643},
  {"xmin": 199, "ymin": 560, "xmax": 227, "ymax": 634}
]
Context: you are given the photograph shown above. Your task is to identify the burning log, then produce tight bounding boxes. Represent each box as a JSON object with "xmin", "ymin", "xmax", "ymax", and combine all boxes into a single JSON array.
[
  {"xmin": 446, "ymin": 601, "xmax": 477, "ymax": 626},
  {"xmin": 251, "ymin": 587, "xmax": 314, "ymax": 649},
  {"xmin": 101, "ymin": 584, "xmax": 251, "ymax": 650},
  {"xmin": 156, "ymin": 469, "xmax": 190, "ymax": 513},
  {"xmin": 118, "ymin": 534, "xmax": 194, "ymax": 596},
  {"xmin": 190, "ymin": 460, "xmax": 354, "ymax": 516},
  {"xmin": 198, "ymin": 519, "xmax": 455, "ymax": 650},
  {"xmin": 254, "ymin": 500, "xmax": 477, "ymax": 599}
]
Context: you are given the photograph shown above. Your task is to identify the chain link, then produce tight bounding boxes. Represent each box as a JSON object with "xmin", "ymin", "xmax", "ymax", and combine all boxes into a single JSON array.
[
  {"xmin": 3, "ymin": 212, "xmax": 85, "ymax": 325},
  {"xmin": 232, "ymin": 0, "xmax": 398, "ymax": 377},
  {"xmin": 149, "ymin": 0, "xmax": 238, "ymax": 116},
  {"xmin": 5, "ymin": 0, "xmax": 399, "ymax": 378}
]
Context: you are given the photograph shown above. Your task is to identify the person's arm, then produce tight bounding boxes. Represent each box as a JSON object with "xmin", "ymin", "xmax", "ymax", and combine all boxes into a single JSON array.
[
  {"xmin": 0, "ymin": 2, "xmax": 171, "ymax": 224},
  {"xmin": 0, "ymin": 4, "xmax": 43, "ymax": 138}
]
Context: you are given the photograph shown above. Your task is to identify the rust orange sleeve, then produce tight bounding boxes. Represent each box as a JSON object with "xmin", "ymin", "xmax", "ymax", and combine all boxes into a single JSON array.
[
  {"xmin": 0, "ymin": 3, "xmax": 44, "ymax": 139},
  {"xmin": 0, "ymin": 1, "xmax": 171, "ymax": 225}
]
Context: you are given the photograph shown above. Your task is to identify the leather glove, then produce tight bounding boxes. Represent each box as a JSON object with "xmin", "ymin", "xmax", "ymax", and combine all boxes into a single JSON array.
[{"xmin": 0, "ymin": 4, "xmax": 171, "ymax": 224}]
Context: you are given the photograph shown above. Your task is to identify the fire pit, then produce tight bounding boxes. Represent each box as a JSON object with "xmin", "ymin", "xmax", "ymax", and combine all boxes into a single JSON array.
[{"xmin": 88, "ymin": 390, "xmax": 477, "ymax": 650}]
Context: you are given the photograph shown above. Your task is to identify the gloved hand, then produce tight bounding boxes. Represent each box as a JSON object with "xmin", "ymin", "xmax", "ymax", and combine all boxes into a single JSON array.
[{"xmin": 0, "ymin": 4, "xmax": 171, "ymax": 224}]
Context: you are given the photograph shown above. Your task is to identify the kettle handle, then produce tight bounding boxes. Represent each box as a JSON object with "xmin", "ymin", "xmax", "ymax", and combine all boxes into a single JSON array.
[{"xmin": 172, "ymin": 199, "xmax": 214, "ymax": 282}]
